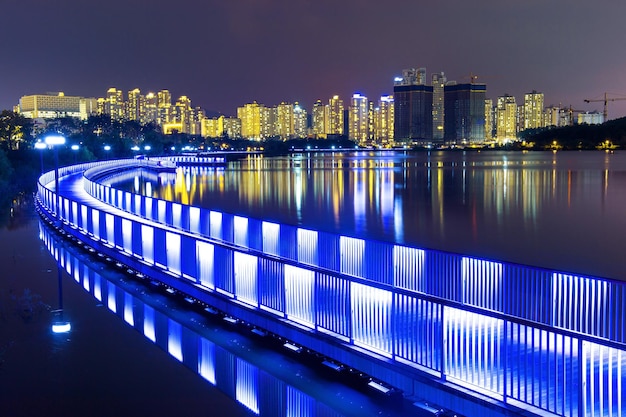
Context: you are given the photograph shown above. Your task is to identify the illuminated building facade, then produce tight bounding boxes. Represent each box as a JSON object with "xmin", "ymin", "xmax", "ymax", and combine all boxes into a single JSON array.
[
  {"xmin": 578, "ymin": 111, "xmax": 604, "ymax": 125},
  {"xmin": 19, "ymin": 92, "xmax": 94, "ymax": 119},
  {"xmin": 443, "ymin": 83, "xmax": 487, "ymax": 144},
  {"xmin": 327, "ymin": 95, "xmax": 344, "ymax": 136},
  {"xmin": 222, "ymin": 116, "xmax": 242, "ymax": 138},
  {"xmin": 496, "ymin": 94, "xmax": 518, "ymax": 143},
  {"xmin": 312, "ymin": 100, "xmax": 326, "ymax": 138},
  {"xmin": 144, "ymin": 92, "xmax": 158, "ymax": 124},
  {"xmin": 102, "ymin": 88, "xmax": 125, "ymax": 120},
  {"xmin": 373, "ymin": 95, "xmax": 394, "ymax": 146},
  {"xmin": 349, "ymin": 93, "xmax": 369, "ymax": 144},
  {"xmin": 38, "ymin": 161, "xmax": 626, "ymax": 417},
  {"xmin": 432, "ymin": 72, "xmax": 446, "ymax": 140},
  {"xmin": 157, "ymin": 89, "xmax": 172, "ymax": 126},
  {"xmin": 202, "ymin": 117, "xmax": 220, "ymax": 138},
  {"xmin": 485, "ymin": 99, "xmax": 494, "ymax": 141},
  {"xmin": 238, "ymin": 102, "xmax": 264, "ymax": 140},
  {"xmin": 523, "ymin": 91, "xmax": 545, "ymax": 130},
  {"xmin": 276, "ymin": 102, "xmax": 295, "ymax": 139},
  {"xmin": 127, "ymin": 88, "xmax": 145, "ymax": 123},
  {"xmin": 293, "ymin": 103, "xmax": 307, "ymax": 138}
]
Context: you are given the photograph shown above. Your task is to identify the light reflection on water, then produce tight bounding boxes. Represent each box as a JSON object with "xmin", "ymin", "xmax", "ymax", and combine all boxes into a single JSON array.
[
  {"xmin": 105, "ymin": 150, "xmax": 626, "ymax": 280},
  {"xmin": 38, "ymin": 220, "xmax": 414, "ymax": 417}
]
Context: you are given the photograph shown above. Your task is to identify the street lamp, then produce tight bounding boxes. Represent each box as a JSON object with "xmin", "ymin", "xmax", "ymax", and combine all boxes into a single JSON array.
[{"xmin": 44, "ymin": 134, "xmax": 66, "ymax": 219}]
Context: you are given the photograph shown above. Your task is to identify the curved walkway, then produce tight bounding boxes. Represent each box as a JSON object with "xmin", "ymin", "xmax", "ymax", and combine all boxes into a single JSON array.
[{"xmin": 37, "ymin": 161, "xmax": 626, "ymax": 417}]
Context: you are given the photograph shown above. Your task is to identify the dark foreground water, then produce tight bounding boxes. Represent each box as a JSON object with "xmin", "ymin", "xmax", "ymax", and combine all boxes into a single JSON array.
[
  {"xmin": 110, "ymin": 150, "xmax": 626, "ymax": 281},
  {"xmin": 0, "ymin": 196, "xmax": 417, "ymax": 417}
]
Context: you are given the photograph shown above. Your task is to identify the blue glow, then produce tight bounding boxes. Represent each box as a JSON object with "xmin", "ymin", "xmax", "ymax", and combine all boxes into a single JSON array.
[
  {"xmin": 52, "ymin": 322, "xmax": 71, "ymax": 333},
  {"xmin": 234, "ymin": 216, "xmax": 248, "ymax": 247},
  {"xmin": 197, "ymin": 241, "xmax": 215, "ymax": 289},
  {"xmin": 285, "ymin": 265, "xmax": 315, "ymax": 327},
  {"xmin": 44, "ymin": 135, "xmax": 66, "ymax": 146},
  {"xmin": 234, "ymin": 252, "xmax": 258, "ymax": 306},
  {"xmin": 167, "ymin": 319, "xmax": 183, "ymax": 362},
  {"xmin": 198, "ymin": 338, "xmax": 216, "ymax": 384},
  {"xmin": 107, "ymin": 282, "xmax": 117, "ymax": 313},
  {"xmin": 235, "ymin": 358, "xmax": 260, "ymax": 415},
  {"xmin": 124, "ymin": 292, "xmax": 134, "ymax": 326},
  {"xmin": 143, "ymin": 305, "xmax": 156, "ymax": 342},
  {"xmin": 262, "ymin": 221, "xmax": 280, "ymax": 255},
  {"xmin": 209, "ymin": 211, "xmax": 222, "ymax": 239}
]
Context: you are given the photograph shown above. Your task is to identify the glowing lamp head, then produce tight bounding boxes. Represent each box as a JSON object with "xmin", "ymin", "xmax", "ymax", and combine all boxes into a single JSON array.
[
  {"xmin": 34, "ymin": 141, "xmax": 47, "ymax": 150},
  {"xmin": 131, "ymin": 145, "xmax": 140, "ymax": 151},
  {"xmin": 52, "ymin": 321, "xmax": 71, "ymax": 334},
  {"xmin": 103, "ymin": 145, "xmax": 111, "ymax": 151},
  {"xmin": 71, "ymin": 144, "xmax": 80, "ymax": 151},
  {"xmin": 144, "ymin": 145, "xmax": 151, "ymax": 151},
  {"xmin": 44, "ymin": 135, "xmax": 66, "ymax": 146}
]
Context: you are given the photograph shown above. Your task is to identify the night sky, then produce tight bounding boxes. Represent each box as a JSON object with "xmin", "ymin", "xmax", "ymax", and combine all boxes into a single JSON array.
[{"xmin": 2, "ymin": 0, "xmax": 626, "ymax": 118}]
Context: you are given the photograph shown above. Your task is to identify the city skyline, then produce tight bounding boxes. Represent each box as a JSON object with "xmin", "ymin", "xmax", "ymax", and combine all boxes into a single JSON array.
[{"xmin": 2, "ymin": 1, "xmax": 626, "ymax": 119}]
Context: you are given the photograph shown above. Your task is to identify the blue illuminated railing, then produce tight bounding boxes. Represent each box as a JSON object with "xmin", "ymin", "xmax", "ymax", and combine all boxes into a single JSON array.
[
  {"xmin": 82, "ymin": 161, "xmax": 626, "ymax": 345},
  {"xmin": 37, "ymin": 160, "xmax": 626, "ymax": 417}
]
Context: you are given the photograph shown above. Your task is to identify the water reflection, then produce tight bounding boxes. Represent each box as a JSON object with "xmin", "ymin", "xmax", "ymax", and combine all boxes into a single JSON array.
[
  {"xmin": 103, "ymin": 151, "xmax": 626, "ymax": 279},
  {"xmin": 39, "ymin": 221, "xmax": 413, "ymax": 417}
]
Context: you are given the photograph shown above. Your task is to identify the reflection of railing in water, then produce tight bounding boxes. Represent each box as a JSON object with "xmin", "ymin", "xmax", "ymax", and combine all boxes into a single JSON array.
[
  {"xmin": 37, "ymin": 160, "xmax": 626, "ymax": 417},
  {"xmin": 39, "ymin": 219, "xmax": 402, "ymax": 417}
]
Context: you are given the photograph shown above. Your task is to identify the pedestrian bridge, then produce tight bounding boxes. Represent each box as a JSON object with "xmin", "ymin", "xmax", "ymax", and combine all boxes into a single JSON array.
[{"xmin": 37, "ymin": 159, "xmax": 625, "ymax": 417}]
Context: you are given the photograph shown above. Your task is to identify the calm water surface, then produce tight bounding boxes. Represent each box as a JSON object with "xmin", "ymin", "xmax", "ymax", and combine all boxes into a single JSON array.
[{"xmin": 110, "ymin": 150, "xmax": 626, "ymax": 281}]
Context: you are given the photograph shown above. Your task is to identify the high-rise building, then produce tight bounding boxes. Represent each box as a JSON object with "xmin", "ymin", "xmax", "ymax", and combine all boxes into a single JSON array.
[
  {"xmin": 374, "ymin": 95, "xmax": 394, "ymax": 145},
  {"xmin": 127, "ymin": 88, "xmax": 145, "ymax": 123},
  {"xmin": 222, "ymin": 116, "xmax": 242, "ymax": 138},
  {"xmin": 312, "ymin": 100, "xmax": 326, "ymax": 138},
  {"xmin": 484, "ymin": 99, "xmax": 494, "ymax": 141},
  {"xmin": 393, "ymin": 73, "xmax": 433, "ymax": 143},
  {"xmin": 496, "ymin": 94, "xmax": 518, "ymax": 143},
  {"xmin": 523, "ymin": 90, "xmax": 545, "ymax": 130},
  {"xmin": 349, "ymin": 93, "xmax": 369, "ymax": 144},
  {"xmin": 202, "ymin": 117, "xmax": 220, "ymax": 138},
  {"xmin": 262, "ymin": 106, "xmax": 276, "ymax": 139},
  {"xmin": 293, "ymin": 103, "xmax": 307, "ymax": 138},
  {"xmin": 443, "ymin": 83, "xmax": 487, "ymax": 144},
  {"xmin": 144, "ymin": 92, "xmax": 158, "ymax": 124},
  {"xmin": 276, "ymin": 102, "xmax": 295, "ymax": 139},
  {"xmin": 104, "ymin": 88, "xmax": 125, "ymax": 120},
  {"xmin": 162, "ymin": 95, "xmax": 192, "ymax": 134},
  {"xmin": 238, "ymin": 101, "xmax": 264, "ymax": 140},
  {"xmin": 432, "ymin": 72, "xmax": 446, "ymax": 140},
  {"xmin": 157, "ymin": 90, "xmax": 172, "ymax": 126},
  {"xmin": 545, "ymin": 105, "xmax": 571, "ymax": 127},
  {"xmin": 327, "ymin": 95, "xmax": 344, "ymax": 136}
]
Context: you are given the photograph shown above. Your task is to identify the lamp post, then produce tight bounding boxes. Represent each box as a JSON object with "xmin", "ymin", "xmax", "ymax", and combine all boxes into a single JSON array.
[
  {"xmin": 51, "ymin": 259, "xmax": 71, "ymax": 334},
  {"xmin": 44, "ymin": 135, "xmax": 66, "ymax": 219},
  {"xmin": 71, "ymin": 144, "xmax": 80, "ymax": 165},
  {"xmin": 34, "ymin": 141, "xmax": 47, "ymax": 173}
]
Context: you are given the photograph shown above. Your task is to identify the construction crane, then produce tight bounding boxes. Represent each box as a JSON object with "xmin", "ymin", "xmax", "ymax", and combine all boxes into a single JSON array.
[
  {"xmin": 565, "ymin": 105, "xmax": 585, "ymax": 126},
  {"xmin": 583, "ymin": 92, "xmax": 626, "ymax": 121}
]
